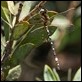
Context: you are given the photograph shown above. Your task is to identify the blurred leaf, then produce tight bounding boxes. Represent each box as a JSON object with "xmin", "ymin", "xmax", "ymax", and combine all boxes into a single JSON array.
[
  {"xmin": 11, "ymin": 21, "xmax": 29, "ymax": 40},
  {"xmin": 51, "ymin": 14, "xmax": 81, "ymax": 52},
  {"xmin": 1, "ymin": 6, "xmax": 10, "ymax": 23},
  {"xmin": 68, "ymin": 17, "xmax": 81, "ymax": 44},
  {"xmin": 11, "ymin": 43, "xmax": 34, "ymax": 66},
  {"xmin": 50, "ymin": 15, "xmax": 71, "ymax": 50},
  {"xmin": 51, "ymin": 15, "xmax": 71, "ymax": 30},
  {"xmin": 6, "ymin": 65, "xmax": 21, "ymax": 81},
  {"xmin": 73, "ymin": 67, "xmax": 81, "ymax": 81},
  {"xmin": 59, "ymin": 17, "xmax": 81, "ymax": 51},
  {"xmin": 44, "ymin": 65, "xmax": 60, "ymax": 81},
  {"xmin": 74, "ymin": 17, "xmax": 81, "ymax": 27},
  {"xmin": 7, "ymin": 1, "xmax": 18, "ymax": 15},
  {"xmin": 19, "ymin": 1, "xmax": 33, "ymax": 21},
  {"xmin": 75, "ymin": 6, "xmax": 81, "ymax": 17}
]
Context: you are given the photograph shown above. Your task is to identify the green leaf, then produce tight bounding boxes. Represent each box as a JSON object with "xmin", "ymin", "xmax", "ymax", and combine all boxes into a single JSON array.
[
  {"xmin": 1, "ymin": 6, "xmax": 10, "ymax": 23},
  {"xmin": 3, "ymin": 22, "xmax": 10, "ymax": 41},
  {"xmin": 19, "ymin": 1, "xmax": 33, "ymax": 21},
  {"xmin": 7, "ymin": 1, "xmax": 17, "ymax": 15},
  {"xmin": 11, "ymin": 43, "xmax": 34, "ymax": 66},
  {"xmin": 29, "ymin": 13, "xmax": 43, "ymax": 27},
  {"xmin": 48, "ymin": 11, "xmax": 58, "ymax": 18},
  {"xmin": 73, "ymin": 67, "xmax": 81, "ymax": 81},
  {"xmin": 44, "ymin": 65, "xmax": 60, "ymax": 81},
  {"xmin": 10, "ymin": 26, "xmax": 56, "ymax": 63},
  {"xmin": 11, "ymin": 21, "xmax": 29, "ymax": 40},
  {"xmin": 19, "ymin": 26, "xmax": 57, "ymax": 47}
]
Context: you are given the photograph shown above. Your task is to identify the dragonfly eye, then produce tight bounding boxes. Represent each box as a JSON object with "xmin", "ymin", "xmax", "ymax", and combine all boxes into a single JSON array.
[
  {"xmin": 40, "ymin": 8, "xmax": 45, "ymax": 12},
  {"xmin": 39, "ymin": 8, "xmax": 47, "ymax": 15}
]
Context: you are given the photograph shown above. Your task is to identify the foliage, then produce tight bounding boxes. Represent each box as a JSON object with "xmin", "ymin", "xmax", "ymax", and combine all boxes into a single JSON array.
[
  {"xmin": 1, "ymin": 1, "xmax": 81, "ymax": 81},
  {"xmin": 44, "ymin": 65, "xmax": 81, "ymax": 81},
  {"xmin": 44, "ymin": 65, "xmax": 60, "ymax": 81},
  {"xmin": 1, "ymin": 1, "xmax": 57, "ymax": 80}
]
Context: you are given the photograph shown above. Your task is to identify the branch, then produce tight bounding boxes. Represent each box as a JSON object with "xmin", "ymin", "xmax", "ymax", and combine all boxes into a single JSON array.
[{"xmin": 1, "ymin": 40, "xmax": 13, "ymax": 63}]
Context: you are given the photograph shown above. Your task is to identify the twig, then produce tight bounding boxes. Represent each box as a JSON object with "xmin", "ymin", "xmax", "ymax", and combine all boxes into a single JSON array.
[
  {"xmin": 19, "ymin": 1, "xmax": 47, "ymax": 22},
  {"xmin": 59, "ymin": 8, "xmax": 75, "ymax": 15},
  {"xmin": 66, "ymin": 1, "xmax": 80, "ymax": 22}
]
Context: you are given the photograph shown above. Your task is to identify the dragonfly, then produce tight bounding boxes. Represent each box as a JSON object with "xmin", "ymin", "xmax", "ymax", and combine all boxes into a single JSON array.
[{"xmin": 39, "ymin": 8, "xmax": 60, "ymax": 70}]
